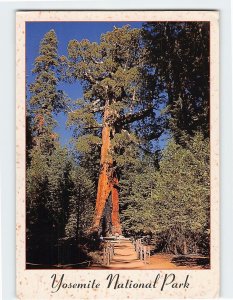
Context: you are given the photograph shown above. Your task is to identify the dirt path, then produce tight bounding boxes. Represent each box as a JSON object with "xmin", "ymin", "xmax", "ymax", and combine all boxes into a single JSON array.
[
  {"xmin": 106, "ymin": 240, "xmax": 178, "ymax": 270},
  {"xmin": 107, "ymin": 239, "xmax": 145, "ymax": 269},
  {"xmin": 92, "ymin": 239, "xmax": 209, "ymax": 270}
]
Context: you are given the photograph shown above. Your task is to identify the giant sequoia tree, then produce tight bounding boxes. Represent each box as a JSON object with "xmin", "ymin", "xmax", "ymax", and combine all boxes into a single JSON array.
[{"xmin": 64, "ymin": 26, "xmax": 162, "ymax": 234}]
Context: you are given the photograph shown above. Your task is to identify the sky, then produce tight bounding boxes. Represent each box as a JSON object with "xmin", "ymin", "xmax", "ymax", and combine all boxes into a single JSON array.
[{"xmin": 26, "ymin": 21, "xmax": 169, "ymax": 148}]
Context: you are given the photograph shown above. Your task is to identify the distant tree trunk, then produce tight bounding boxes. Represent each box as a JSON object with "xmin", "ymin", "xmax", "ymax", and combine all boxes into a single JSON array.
[
  {"xmin": 76, "ymin": 186, "xmax": 81, "ymax": 241},
  {"xmin": 92, "ymin": 101, "xmax": 122, "ymax": 235},
  {"xmin": 183, "ymin": 239, "xmax": 188, "ymax": 255}
]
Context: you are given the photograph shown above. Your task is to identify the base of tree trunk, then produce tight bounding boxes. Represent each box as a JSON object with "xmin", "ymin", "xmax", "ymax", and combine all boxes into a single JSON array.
[
  {"xmin": 111, "ymin": 225, "xmax": 122, "ymax": 235},
  {"xmin": 89, "ymin": 220, "xmax": 122, "ymax": 236}
]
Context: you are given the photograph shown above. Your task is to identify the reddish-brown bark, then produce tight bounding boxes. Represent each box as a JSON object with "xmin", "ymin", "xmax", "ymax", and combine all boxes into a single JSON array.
[
  {"xmin": 36, "ymin": 114, "xmax": 45, "ymax": 131},
  {"xmin": 92, "ymin": 102, "xmax": 122, "ymax": 235},
  {"xmin": 92, "ymin": 125, "xmax": 112, "ymax": 230},
  {"xmin": 111, "ymin": 176, "xmax": 121, "ymax": 234}
]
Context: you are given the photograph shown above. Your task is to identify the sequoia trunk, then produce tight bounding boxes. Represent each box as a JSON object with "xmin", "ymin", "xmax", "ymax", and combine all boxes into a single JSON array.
[
  {"xmin": 92, "ymin": 102, "xmax": 122, "ymax": 235},
  {"xmin": 111, "ymin": 176, "xmax": 121, "ymax": 234}
]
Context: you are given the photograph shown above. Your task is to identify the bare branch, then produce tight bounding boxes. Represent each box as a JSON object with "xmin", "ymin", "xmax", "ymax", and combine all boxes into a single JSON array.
[
  {"xmin": 83, "ymin": 72, "xmax": 98, "ymax": 85},
  {"xmin": 89, "ymin": 106, "xmax": 105, "ymax": 113},
  {"xmin": 92, "ymin": 98, "xmax": 101, "ymax": 106},
  {"xmin": 91, "ymin": 58, "xmax": 104, "ymax": 64},
  {"xmin": 114, "ymin": 105, "xmax": 154, "ymax": 127},
  {"xmin": 129, "ymin": 89, "xmax": 136, "ymax": 113},
  {"xmin": 83, "ymin": 124, "xmax": 103, "ymax": 130},
  {"xmin": 63, "ymin": 103, "xmax": 74, "ymax": 113},
  {"xmin": 79, "ymin": 51, "xmax": 104, "ymax": 84}
]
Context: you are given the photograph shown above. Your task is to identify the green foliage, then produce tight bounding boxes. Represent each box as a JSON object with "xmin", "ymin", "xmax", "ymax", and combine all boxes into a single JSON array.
[
  {"xmin": 26, "ymin": 144, "xmax": 96, "ymax": 263},
  {"xmin": 65, "ymin": 25, "xmax": 162, "ymax": 158},
  {"xmin": 27, "ymin": 146, "xmax": 71, "ymax": 229},
  {"xmin": 76, "ymin": 134, "xmax": 101, "ymax": 153},
  {"xmin": 154, "ymin": 133, "xmax": 209, "ymax": 230},
  {"xmin": 65, "ymin": 166, "xmax": 95, "ymax": 238},
  {"xmin": 26, "ymin": 30, "xmax": 96, "ymax": 264},
  {"xmin": 120, "ymin": 163, "xmax": 156, "ymax": 233},
  {"xmin": 30, "ymin": 30, "xmax": 60, "ymax": 110},
  {"xmin": 29, "ymin": 29, "xmax": 68, "ymax": 142},
  {"xmin": 121, "ymin": 133, "xmax": 210, "ymax": 255},
  {"xmin": 26, "ymin": 24, "xmax": 211, "ymax": 264},
  {"xmin": 111, "ymin": 131, "xmax": 140, "ymax": 167},
  {"xmin": 68, "ymin": 109, "xmax": 100, "ymax": 130},
  {"xmin": 142, "ymin": 22, "xmax": 210, "ymax": 145}
]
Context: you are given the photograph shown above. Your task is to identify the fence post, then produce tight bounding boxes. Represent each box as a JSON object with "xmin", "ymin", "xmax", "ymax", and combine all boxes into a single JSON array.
[
  {"xmin": 147, "ymin": 246, "xmax": 150, "ymax": 264},
  {"xmin": 103, "ymin": 247, "xmax": 106, "ymax": 265},
  {"xmin": 109, "ymin": 245, "xmax": 113, "ymax": 260},
  {"xmin": 102, "ymin": 242, "xmax": 115, "ymax": 266},
  {"xmin": 107, "ymin": 249, "xmax": 110, "ymax": 265},
  {"xmin": 143, "ymin": 245, "xmax": 147, "ymax": 264},
  {"xmin": 140, "ymin": 244, "xmax": 143, "ymax": 261}
]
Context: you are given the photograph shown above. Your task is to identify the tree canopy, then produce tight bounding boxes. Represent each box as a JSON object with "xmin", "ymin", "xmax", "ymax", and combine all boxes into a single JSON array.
[{"xmin": 142, "ymin": 22, "xmax": 210, "ymax": 145}]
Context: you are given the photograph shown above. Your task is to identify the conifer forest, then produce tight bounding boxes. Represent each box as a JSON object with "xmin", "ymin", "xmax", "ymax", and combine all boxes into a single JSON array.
[{"xmin": 26, "ymin": 22, "xmax": 210, "ymax": 269}]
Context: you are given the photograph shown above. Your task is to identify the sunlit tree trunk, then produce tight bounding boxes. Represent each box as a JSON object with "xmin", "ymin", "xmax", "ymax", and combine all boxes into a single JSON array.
[
  {"xmin": 92, "ymin": 101, "xmax": 122, "ymax": 235},
  {"xmin": 111, "ymin": 176, "xmax": 121, "ymax": 234}
]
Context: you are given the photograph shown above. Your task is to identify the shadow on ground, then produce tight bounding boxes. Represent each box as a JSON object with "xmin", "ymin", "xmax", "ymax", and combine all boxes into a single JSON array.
[
  {"xmin": 171, "ymin": 255, "xmax": 210, "ymax": 269},
  {"xmin": 26, "ymin": 235, "xmax": 101, "ymax": 269}
]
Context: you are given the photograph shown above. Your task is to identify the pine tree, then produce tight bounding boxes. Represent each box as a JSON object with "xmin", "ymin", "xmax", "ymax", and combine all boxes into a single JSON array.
[
  {"xmin": 120, "ymin": 156, "xmax": 157, "ymax": 235},
  {"xmin": 26, "ymin": 30, "xmax": 70, "ymax": 263},
  {"xmin": 65, "ymin": 165, "xmax": 95, "ymax": 239},
  {"xmin": 29, "ymin": 29, "xmax": 67, "ymax": 152}
]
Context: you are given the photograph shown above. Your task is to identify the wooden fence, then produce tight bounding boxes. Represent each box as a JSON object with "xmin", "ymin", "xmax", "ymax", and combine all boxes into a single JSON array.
[
  {"xmin": 102, "ymin": 242, "xmax": 115, "ymax": 266},
  {"xmin": 134, "ymin": 238, "xmax": 151, "ymax": 264}
]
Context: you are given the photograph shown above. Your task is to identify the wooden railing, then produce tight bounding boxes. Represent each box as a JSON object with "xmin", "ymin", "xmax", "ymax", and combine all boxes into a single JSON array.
[
  {"xmin": 134, "ymin": 238, "xmax": 151, "ymax": 264},
  {"xmin": 102, "ymin": 242, "xmax": 115, "ymax": 266}
]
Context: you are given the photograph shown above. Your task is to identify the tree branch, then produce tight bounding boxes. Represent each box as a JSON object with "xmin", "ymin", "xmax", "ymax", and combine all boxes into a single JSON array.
[
  {"xmin": 64, "ymin": 103, "xmax": 74, "ymax": 113},
  {"xmin": 83, "ymin": 124, "xmax": 103, "ymax": 130},
  {"xmin": 83, "ymin": 72, "xmax": 98, "ymax": 85},
  {"xmin": 89, "ymin": 106, "xmax": 105, "ymax": 113},
  {"xmin": 114, "ymin": 105, "xmax": 154, "ymax": 127},
  {"xmin": 91, "ymin": 58, "xmax": 104, "ymax": 64},
  {"xmin": 79, "ymin": 52, "xmax": 104, "ymax": 84},
  {"xmin": 92, "ymin": 99, "xmax": 101, "ymax": 106},
  {"xmin": 84, "ymin": 99, "xmax": 104, "ymax": 113},
  {"xmin": 121, "ymin": 129, "xmax": 155, "ymax": 154}
]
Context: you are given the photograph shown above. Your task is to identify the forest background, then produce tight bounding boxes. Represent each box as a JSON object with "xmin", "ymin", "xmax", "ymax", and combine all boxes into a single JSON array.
[{"xmin": 25, "ymin": 21, "xmax": 210, "ymax": 267}]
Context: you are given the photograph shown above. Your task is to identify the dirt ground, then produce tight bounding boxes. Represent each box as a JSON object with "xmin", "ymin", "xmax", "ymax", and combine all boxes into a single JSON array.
[{"xmin": 91, "ymin": 239, "xmax": 210, "ymax": 270}]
